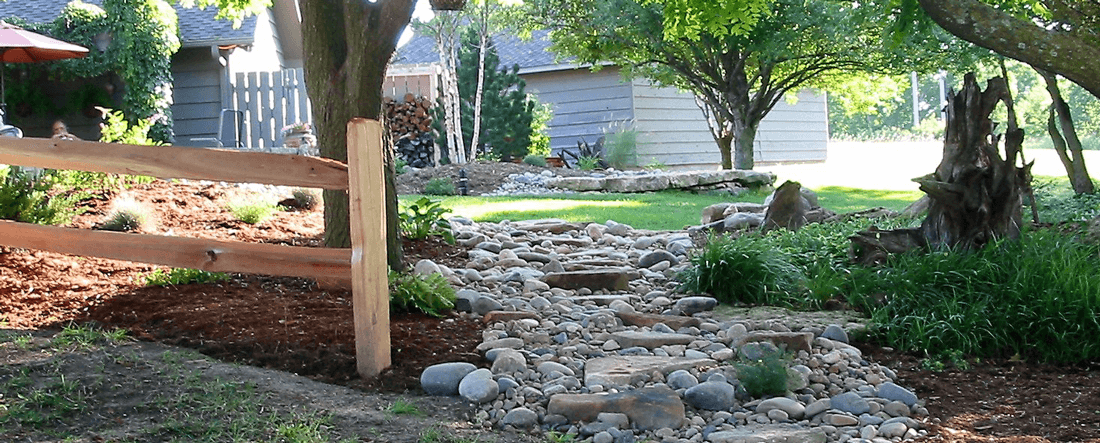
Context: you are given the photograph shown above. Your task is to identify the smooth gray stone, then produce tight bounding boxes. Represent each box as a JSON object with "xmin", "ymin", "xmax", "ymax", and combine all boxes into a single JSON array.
[
  {"xmin": 458, "ymin": 368, "xmax": 499, "ymax": 404},
  {"xmin": 453, "ymin": 289, "xmax": 480, "ymax": 313},
  {"xmin": 472, "ymin": 296, "xmax": 503, "ymax": 316},
  {"xmin": 497, "ymin": 376, "xmax": 520, "ymax": 393},
  {"xmin": 739, "ymin": 341, "xmax": 781, "ymax": 361},
  {"xmin": 420, "ymin": 362, "xmax": 476, "ymax": 396},
  {"xmin": 547, "ymin": 386, "xmax": 686, "ymax": 430},
  {"xmin": 706, "ymin": 425, "xmax": 826, "ymax": 443},
  {"xmin": 684, "ymin": 380, "xmax": 736, "ymax": 411},
  {"xmin": 804, "ymin": 398, "xmax": 831, "ymax": 418},
  {"xmin": 611, "ymin": 331, "xmax": 696, "ymax": 349},
  {"xmin": 538, "ymin": 361, "xmax": 575, "ymax": 377},
  {"xmin": 877, "ymin": 382, "xmax": 919, "ymax": 406},
  {"xmin": 667, "ymin": 369, "xmax": 699, "ymax": 390},
  {"xmin": 476, "ymin": 337, "xmax": 524, "ymax": 352},
  {"xmin": 501, "ymin": 407, "xmax": 539, "ymax": 428},
  {"xmin": 412, "ymin": 259, "xmax": 441, "ymax": 276},
  {"xmin": 491, "ymin": 349, "xmax": 527, "ymax": 374},
  {"xmin": 639, "ymin": 250, "xmax": 679, "ymax": 268},
  {"xmin": 756, "ymin": 397, "xmax": 806, "ymax": 419},
  {"xmin": 830, "ymin": 391, "xmax": 871, "ymax": 415},
  {"xmin": 475, "ymin": 241, "xmax": 502, "ymax": 253},
  {"xmin": 821, "ymin": 324, "xmax": 849, "ymax": 344},
  {"xmin": 675, "ymin": 296, "xmax": 718, "ymax": 315}
]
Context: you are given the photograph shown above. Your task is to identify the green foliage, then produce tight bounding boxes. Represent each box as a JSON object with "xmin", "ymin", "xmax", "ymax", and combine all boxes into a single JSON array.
[
  {"xmin": 522, "ymin": 154, "xmax": 547, "ymax": 167},
  {"xmin": 677, "ymin": 234, "xmax": 806, "ymax": 306},
  {"xmin": 53, "ymin": 323, "xmax": 128, "ymax": 350},
  {"xmin": 424, "ymin": 177, "xmax": 456, "ymax": 196},
  {"xmin": 850, "ymin": 230, "xmax": 1100, "ymax": 364},
  {"xmin": 528, "ymin": 101, "xmax": 553, "ymax": 157},
  {"xmin": 388, "ymin": 269, "xmax": 456, "ymax": 317},
  {"xmin": 642, "ymin": 0, "xmax": 769, "ymax": 40},
  {"xmin": 142, "ymin": 268, "xmax": 230, "ymax": 287},
  {"xmin": 399, "ymin": 197, "xmax": 455, "ymax": 243},
  {"xmin": 98, "ymin": 110, "xmax": 161, "ymax": 145},
  {"xmin": 1032, "ymin": 178, "xmax": 1100, "ymax": 222},
  {"xmin": 576, "ymin": 156, "xmax": 602, "ymax": 171},
  {"xmin": 432, "ymin": 28, "xmax": 537, "ymax": 161},
  {"xmin": 387, "ymin": 399, "xmax": 423, "ymax": 416},
  {"xmin": 395, "ymin": 157, "xmax": 409, "ymax": 175},
  {"xmin": 226, "ymin": 198, "xmax": 277, "ymax": 224},
  {"xmin": 0, "ymin": 169, "xmax": 84, "ymax": 225},
  {"xmin": 735, "ymin": 351, "xmax": 792, "ymax": 398},
  {"xmin": 603, "ymin": 123, "xmax": 639, "ymax": 169},
  {"xmin": 100, "ymin": 198, "xmax": 150, "ymax": 232}
]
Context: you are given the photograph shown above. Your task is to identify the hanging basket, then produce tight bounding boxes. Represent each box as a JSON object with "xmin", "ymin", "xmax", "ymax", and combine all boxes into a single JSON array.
[{"xmin": 429, "ymin": 0, "xmax": 466, "ymax": 10}]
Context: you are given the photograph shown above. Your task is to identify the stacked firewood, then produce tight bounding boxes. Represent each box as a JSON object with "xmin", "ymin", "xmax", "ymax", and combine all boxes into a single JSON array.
[
  {"xmin": 385, "ymin": 93, "xmax": 433, "ymax": 136},
  {"xmin": 385, "ymin": 93, "xmax": 436, "ymax": 167}
]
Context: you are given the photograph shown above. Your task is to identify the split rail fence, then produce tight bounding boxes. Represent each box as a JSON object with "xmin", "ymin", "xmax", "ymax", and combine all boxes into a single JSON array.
[{"xmin": 0, "ymin": 119, "xmax": 392, "ymax": 377}]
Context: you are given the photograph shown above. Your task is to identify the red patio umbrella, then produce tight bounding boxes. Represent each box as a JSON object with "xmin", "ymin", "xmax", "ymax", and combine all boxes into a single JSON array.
[{"xmin": 0, "ymin": 20, "xmax": 89, "ymax": 124}]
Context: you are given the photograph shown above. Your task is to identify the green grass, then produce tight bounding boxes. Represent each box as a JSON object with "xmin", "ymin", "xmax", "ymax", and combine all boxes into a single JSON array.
[{"xmin": 812, "ymin": 186, "xmax": 924, "ymax": 213}]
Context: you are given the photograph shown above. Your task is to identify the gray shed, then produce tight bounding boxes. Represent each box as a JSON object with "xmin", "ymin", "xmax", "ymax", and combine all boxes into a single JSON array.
[{"xmin": 393, "ymin": 29, "xmax": 828, "ymax": 169}]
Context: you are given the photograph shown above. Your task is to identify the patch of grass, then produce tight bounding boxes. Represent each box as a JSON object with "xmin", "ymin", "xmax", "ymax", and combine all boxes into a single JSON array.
[
  {"xmin": 226, "ymin": 197, "xmax": 278, "ymax": 224},
  {"xmin": 0, "ymin": 373, "xmax": 86, "ymax": 429},
  {"xmin": 141, "ymin": 268, "xmax": 230, "ymax": 287},
  {"xmin": 812, "ymin": 186, "xmax": 924, "ymax": 214},
  {"xmin": 51, "ymin": 323, "xmax": 127, "ymax": 351},
  {"xmin": 388, "ymin": 398, "xmax": 422, "ymax": 415},
  {"xmin": 99, "ymin": 196, "xmax": 151, "ymax": 232},
  {"xmin": 545, "ymin": 431, "xmax": 577, "ymax": 443},
  {"xmin": 424, "ymin": 177, "xmax": 456, "ymax": 196}
]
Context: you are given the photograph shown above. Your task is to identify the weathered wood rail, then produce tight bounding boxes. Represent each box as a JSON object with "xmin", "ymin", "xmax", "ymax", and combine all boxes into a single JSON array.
[{"xmin": 0, "ymin": 119, "xmax": 391, "ymax": 377}]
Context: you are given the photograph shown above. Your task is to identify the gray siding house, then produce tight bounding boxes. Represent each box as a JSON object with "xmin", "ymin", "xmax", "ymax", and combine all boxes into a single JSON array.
[
  {"xmin": 0, "ymin": 0, "xmax": 304, "ymax": 146},
  {"xmin": 393, "ymin": 30, "xmax": 828, "ymax": 169}
]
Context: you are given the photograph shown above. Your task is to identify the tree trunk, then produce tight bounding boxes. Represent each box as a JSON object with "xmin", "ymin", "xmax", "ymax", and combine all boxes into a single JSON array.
[
  {"xmin": 731, "ymin": 117, "xmax": 756, "ymax": 170},
  {"xmin": 1037, "ymin": 69, "xmax": 1095, "ymax": 194},
  {"xmin": 428, "ymin": 12, "xmax": 466, "ymax": 164},
  {"xmin": 469, "ymin": 2, "xmax": 490, "ymax": 158},
  {"xmin": 916, "ymin": 73, "xmax": 1027, "ymax": 250},
  {"xmin": 299, "ymin": 0, "xmax": 413, "ymax": 271}
]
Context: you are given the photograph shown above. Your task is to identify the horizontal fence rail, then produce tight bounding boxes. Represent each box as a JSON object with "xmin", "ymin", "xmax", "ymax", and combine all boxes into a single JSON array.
[{"xmin": 0, "ymin": 120, "xmax": 390, "ymax": 377}]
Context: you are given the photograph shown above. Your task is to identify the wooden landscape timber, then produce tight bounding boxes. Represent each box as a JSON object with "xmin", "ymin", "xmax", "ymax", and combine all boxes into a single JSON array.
[
  {"xmin": 850, "ymin": 73, "xmax": 1030, "ymax": 263},
  {"xmin": 0, "ymin": 137, "xmax": 349, "ymax": 189},
  {"xmin": 0, "ymin": 120, "xmax": 392, "ymax": 378}
]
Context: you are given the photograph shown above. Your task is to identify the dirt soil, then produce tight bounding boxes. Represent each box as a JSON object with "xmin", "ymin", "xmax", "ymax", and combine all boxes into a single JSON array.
[{"xmin": 1, "ymin": 172, "xmax": 1099, "ymax": 442}]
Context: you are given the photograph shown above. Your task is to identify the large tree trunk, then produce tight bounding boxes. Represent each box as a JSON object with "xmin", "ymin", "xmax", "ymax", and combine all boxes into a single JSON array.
[
  {"xmin": 917, "ymin": 73, "xmax": 1027, "ymax": 250},
  {"xmin": 299, "ymin": 0, "xmax": 413, "ymax": 271},
  {"xmin": 1037, "ymin": 69, "xmax": 1095, "ymax": 194},
  {"xmin": 731, "ymin": 117, "xmax": 757, "ymax": 170}
]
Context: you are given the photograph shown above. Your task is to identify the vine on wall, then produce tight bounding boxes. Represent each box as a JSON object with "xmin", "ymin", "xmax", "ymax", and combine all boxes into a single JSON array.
[{"xmin": 8, "ymin": 0, "xmax": 179, "ymax": 142}]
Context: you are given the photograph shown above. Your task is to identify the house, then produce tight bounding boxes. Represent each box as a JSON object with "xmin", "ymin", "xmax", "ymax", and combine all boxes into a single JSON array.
[
  {"xmin": 392, "ymin": 30, "xmax": 829, "ymax": 170},
  {"xmin": 0, "ymin": 0, "xmax": 305, "ymax": 147}
]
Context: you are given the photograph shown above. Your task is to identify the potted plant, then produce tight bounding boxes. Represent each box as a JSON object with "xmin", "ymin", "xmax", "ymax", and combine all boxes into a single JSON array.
[{"xmin": 281, "ymin": 122, "xmax": 315, "ymax": 149}]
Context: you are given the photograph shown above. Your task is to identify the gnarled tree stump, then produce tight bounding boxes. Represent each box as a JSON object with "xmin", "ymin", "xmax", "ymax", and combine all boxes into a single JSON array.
[{"xmin": 851, "ymin": 73, "xmax": 1031, "ymax": 263}]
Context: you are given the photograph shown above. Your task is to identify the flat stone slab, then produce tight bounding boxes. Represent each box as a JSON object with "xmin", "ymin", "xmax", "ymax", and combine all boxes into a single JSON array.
[
  {"xmin": 734, "ymin": 331, "xmax": 814, "ymax": 354},
  {"xmin": 547, "ymin": 386, "xmax": 685, "ymax": 430},
  {"xmin": 612, "ymin": 331, "xmax": 697, "ymax": 349},
  {"xmin": 616, "ymin": 311, "xmax": 702, "ymax": 329},
  {"xmin": 542, "ymin": 270, "xmax": 635, "ymax": 291},
  {"xmin": 584, "ymin": 356, "xmax": 715, "ymax": 388},
  {"xmin": 707, "ymin": 425, "xmax": 826, "ymax": 443},
  {"xmin": 546, "ymin": 170, "xmax": 775, "ymax": 193}
]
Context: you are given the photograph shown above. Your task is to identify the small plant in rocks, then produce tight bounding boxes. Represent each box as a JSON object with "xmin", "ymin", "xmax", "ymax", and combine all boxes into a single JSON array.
[
  {"xmin": 577, "ymin": 155, "xmax": 602, "ymax": 171},
  {"xmin": 399, "ymin": 197, "xmax": 455, "ymax": 243},
  {"xmin": 677, "ymin": 233, "xmax": 804, "ymax": 306},
  {"xmin": 522, "ymin": 154, "xmax": 547, "ymax": 167},
  {"xmin": 388, "ymin": 269, "xmax": 456, "ymax": 317},
  {"xmin": 424, "ymin": 177, "xmax": 455, "ymax": 196},
  {"xmin": 99, "ymin": 196, "xmax": 151, "ymax": 232},
  {"xmin": 735, "ymin": 351, "xmax": 792, "ymax": 398},
  {"xmin": 226, "ymin": 197, "xmax": 278, "ymax": 224}
]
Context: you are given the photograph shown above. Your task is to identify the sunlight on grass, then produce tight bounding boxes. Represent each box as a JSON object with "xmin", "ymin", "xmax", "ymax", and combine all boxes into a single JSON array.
[
  {"xmin": 813, "ymin": 186, "xmax": 923, "ymax": 213},
  {"xmin": 456, "ymin": 198, "xmax": 643, "ymax": 219}
]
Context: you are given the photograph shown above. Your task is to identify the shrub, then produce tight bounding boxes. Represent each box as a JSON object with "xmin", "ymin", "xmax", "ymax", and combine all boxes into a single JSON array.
[
  {"xmin": 736, "ymin": 351, "xmax": 792, "ymax": 398},
  {"xmin": 677, "ymin": 234, "xmax": 805, "ymax": 306},
  {"xmin": 603, "ymin": 123, "xmax": 639, "ymax": 169},
  {"xmin": 100, "ymin": 197, "xmax": 150, "ymax": 232},
  {"xmin": 0, "ymin": 169, "xmax": 83, "ymax": 225},
  {"xmin": 399, "ymin": 197, "xmax": 455, "ymax": 243},
  {"xmin": 423, "ymin": 177, "xmax": 455, "ymax": 196},
  {"xmin": 227, "ymin": 198, "xmax": 278, "ymax": 224},
  {"xmin": 388, "ymin": 270, "xmax": 456, "ymax": 317},
  {"xmin": 395, "ymin": 157, "xmax": 408, "ymax": 175},
  {"xmin": 143, "ymin": 268, "xmax": 229, "ymax": 286},
  {"xmin": 522, "ymin": 154, "xmax": 547, "ymax": 167},
  {"xmin": 290, "ymin": 188, "xmax": 320, "ymax": 211}
]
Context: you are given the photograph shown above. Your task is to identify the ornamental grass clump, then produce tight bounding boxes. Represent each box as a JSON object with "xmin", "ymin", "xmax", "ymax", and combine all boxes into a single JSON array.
[
  {"xmin": 227, "ymin": 196, "xmax": 278, "ymax": 224},
  {"xmin": 850, "ymin": 229, "xmax": 1100, "ymax": 364},
  {"xmin": 735, "ymin": 351, "xmax": 793, "ymax": 398},
  {"xmin": 100, "ymin": 196, "xmax": 151, "ymax": 232},
  {"xmin": 677, "ymin": 234, "xmax": 805, "ymax": 306}
]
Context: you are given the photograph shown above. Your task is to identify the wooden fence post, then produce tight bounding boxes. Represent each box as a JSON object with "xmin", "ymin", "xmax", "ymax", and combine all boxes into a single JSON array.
[{"xmin": 346, "ymin": 118, "xmax": 391, "ymax": 377}]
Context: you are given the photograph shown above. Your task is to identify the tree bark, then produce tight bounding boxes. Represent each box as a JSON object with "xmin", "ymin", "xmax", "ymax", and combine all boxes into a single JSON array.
[
  {"xmin": 469, "ymin": 2, "xmax": 490, "ymax": 158},
  {"xmin": 731, "ymin": 116, "xmax": 757, "ymax": 170},
  {"xmin": 299, "ymin": 0, "xmax": 413, "ymax": 271},
  {"xmin": 917, "ymin": 0, "xmax": 1100, "ymax": 100},
  {"xmin": 1037, "ymin": 69, "xmax": 1095, "ymax": 194},
  {"xmin": 916, "ymin": 73, "xmax": 1027, "ymax": 250}
]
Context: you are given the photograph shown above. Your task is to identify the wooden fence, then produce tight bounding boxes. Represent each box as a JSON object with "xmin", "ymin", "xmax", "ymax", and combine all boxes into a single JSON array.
[
  {"xmin": 0, "ymin": 119, "xmax": 391, "ymax": 377},
  {"xmin": 232, "ymin": 68, "xmax": 313, "ymax": 150}
]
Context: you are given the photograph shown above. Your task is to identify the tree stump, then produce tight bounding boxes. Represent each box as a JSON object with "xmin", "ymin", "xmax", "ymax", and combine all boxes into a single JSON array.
[{"xmin": 850, "ymin": 73, "xmax": 1032, "ymax": 262}]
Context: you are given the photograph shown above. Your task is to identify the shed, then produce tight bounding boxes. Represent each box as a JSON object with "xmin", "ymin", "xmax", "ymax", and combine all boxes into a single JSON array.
[{"xmin": 393, "ymin": 29, "xmax": 828, "ymax": 169}]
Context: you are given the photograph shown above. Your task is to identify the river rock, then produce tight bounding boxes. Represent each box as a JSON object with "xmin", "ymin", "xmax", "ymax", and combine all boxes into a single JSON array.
[
  {"xmin": 830, "ymin": 392, "xmax": 871, "ymax": 415},
  {"xmin": 501, "ymin": 407, "xmax": 539, "ymax": 428},
  {"xmin": 458, "ymin": 368, "xmax": 499, "ymax": 403},
  {"xmin": 756, "ymin": 397, "xmax": 806, "ymax": 419},
  {"xmin": 706, "ymin": 425, "xmax": 826, "ymax": 443},
  {"xmin": 547, "ymin": 386, "xmax": 685, "ymax": 430},
  {"xmin": 877, "ymin": 382, "xmax": 919, "ymax": 406},
  {"xmin": 420, "ymin": 362, "xmax": 477, "ymax": 396}
]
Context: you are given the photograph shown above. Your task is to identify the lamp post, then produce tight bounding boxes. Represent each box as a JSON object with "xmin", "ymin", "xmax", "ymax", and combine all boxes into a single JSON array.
[{"xmin": 457, "ymin": 168, "xmax": 468, "ymax": 196}]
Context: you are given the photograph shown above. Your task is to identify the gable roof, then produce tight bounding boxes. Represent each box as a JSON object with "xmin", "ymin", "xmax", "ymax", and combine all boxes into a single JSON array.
[
  {"xmin": 396, "ymin": 29, "xmax": 584, "ymax": 74},
  {"xmin": 0, "ymin": 0, "xmax": 257, "ymax": 48}
]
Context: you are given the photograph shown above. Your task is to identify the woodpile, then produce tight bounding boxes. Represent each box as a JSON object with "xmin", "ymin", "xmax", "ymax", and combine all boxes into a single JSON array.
[{"xmin": 385, "ymin": 93, "xmax": 437, "ymax": 167}]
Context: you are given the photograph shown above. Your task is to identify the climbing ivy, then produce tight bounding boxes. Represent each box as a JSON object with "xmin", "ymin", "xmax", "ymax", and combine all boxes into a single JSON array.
[{"xmin": 6, "ymin": 0, "xmax": 179, "ymax": 142}]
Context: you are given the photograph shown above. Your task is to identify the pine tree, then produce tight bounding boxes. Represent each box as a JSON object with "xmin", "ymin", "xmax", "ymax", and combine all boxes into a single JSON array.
[{"xmin": 434, "ymin": 28, "xmax": 535, "ymax": 162}]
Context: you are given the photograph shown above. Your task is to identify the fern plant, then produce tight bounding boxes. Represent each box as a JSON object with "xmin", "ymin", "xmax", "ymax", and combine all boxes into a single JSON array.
[{"xmin": 388, "ymin": 270, "xmax": 456, "ymax": 317}]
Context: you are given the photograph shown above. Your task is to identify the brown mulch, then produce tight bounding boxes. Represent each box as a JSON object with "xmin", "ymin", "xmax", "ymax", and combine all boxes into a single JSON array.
[{"xmin": 1, "ymin": 177, "xmax": 1099, "ymax": 442}]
